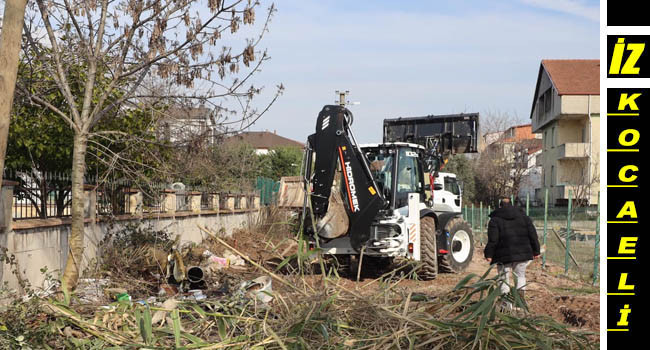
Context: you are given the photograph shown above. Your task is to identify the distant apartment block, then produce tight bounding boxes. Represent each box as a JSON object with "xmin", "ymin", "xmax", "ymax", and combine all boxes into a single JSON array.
[{"xmin": 530, "ymin": 59, "xmax": 600, "ymax": 206}]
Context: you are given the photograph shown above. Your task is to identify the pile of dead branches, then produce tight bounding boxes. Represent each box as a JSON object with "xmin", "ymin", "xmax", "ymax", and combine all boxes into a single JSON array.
[
  {"xmin": 2, "ymin": 225, "xmax": 597, "ymax": 349},
  {"xmin": 33, "ymin": 269, "xmax": 595, "ymax": 349}
]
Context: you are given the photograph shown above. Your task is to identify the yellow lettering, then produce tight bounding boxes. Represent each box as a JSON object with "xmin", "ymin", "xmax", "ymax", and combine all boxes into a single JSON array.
[
  {"xmin": 617, "ymin": 304, "xmax": 631, "ymax": 326},
  {"xmin": 618, "ymin": 93, "xmax": 641, "ymax": 110},
  {"xmin": 618, "ymin": 273, "xmax": 635, "ymax": 291},
  {"xmin": 609, "ymin": 38, "xmax": 626, "ymax": 74},
  {"xmin": 618, "ymin": 165, "xmax": 638, "ymax": 182},
  {"xmin": 616, "ymin": 201, "xmax": 637, "ymax": 219},
  {"xmin": 622, "ymin": 43, "xmax": 645, "ymax": 74},
  {"xmin": 618, "ymin": 129, "xmax": 640, "ymax": 147},
  {"xmin": 618, "ymin": 237, "xmax": 638, "ymax": 255}
]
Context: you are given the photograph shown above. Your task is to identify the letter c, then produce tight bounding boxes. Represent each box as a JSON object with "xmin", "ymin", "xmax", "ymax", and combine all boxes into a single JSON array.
[{"xmin": 619, "ymin": 165, "xmax": 638, "ymax": 183}]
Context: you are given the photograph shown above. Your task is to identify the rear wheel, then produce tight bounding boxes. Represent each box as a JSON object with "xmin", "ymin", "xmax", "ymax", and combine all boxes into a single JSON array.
[
  {"xmin": 438, "ymin": 217, "xmax": 474, "ymax": 273},
  {"xmin": 419, "ymin": 216, "xmax": 438, "ymax": 280}
]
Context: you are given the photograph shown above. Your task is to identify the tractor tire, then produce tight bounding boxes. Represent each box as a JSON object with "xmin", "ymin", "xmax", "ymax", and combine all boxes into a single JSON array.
[
  {"xmin": 419, "ymin": 216, "xmax": 438, "ymax": 280},
  {"xmin": 438, "ymin": 217, "xmax": 474, "ymax": 273}
]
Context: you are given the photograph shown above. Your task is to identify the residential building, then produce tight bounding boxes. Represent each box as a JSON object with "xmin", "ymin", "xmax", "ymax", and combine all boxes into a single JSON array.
[
  {"xmin": 515, "ymin": 145, "xmax": 543, "ymax": 205},
  {"xmin": 485, "ymin": 124, "xmax": 543, "ymax": 204},
  {"xmin": 223, "ymin": 131, "xmax": 304, "ymax": 155},
  {"xmin": 158, "ymin": 106, "xmax": 218, "ymax": 145},
  {"xmin": 530, "ymin": 59, "xmax": 599, "ymax": 206},
  {"xmin": 479, "ymin": 131, "xmax": 504, "ymax": 152}
]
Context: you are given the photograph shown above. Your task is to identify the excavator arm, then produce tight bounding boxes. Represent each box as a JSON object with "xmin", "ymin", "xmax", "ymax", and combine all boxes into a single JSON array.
[{"xmin": 303, "ymin": 105, "xmax": 386, "ymax": 249}]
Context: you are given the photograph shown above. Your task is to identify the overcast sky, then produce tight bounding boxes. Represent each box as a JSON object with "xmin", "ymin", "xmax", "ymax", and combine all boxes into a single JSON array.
[{"xmin": 241, "ymin": 0, "xmax": 599, "ymax": 143}]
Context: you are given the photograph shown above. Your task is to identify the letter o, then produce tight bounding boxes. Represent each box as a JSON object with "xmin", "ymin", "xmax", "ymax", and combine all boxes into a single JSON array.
[{"xmin": 619, "ymin": 129, "xmax": 640, "ymax": 147}]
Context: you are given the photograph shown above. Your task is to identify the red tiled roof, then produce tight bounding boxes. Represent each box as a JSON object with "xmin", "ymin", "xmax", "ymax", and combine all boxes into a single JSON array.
[
  {"xmin": 541, "ymin": 59, "xmax": 600, "ymax": 95},
  {"xmin": 501, "ymin": 124, "xmax": 534, "ymax": 142}
]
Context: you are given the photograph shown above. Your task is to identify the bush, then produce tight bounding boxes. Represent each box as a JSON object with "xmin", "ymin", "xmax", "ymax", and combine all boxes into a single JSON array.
[{"xmin": 96, "ymin": 223, "xmax": 175, "ymax": 297}]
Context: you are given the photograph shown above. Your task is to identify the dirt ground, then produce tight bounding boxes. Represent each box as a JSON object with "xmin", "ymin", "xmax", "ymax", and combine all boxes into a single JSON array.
[
  {"xmin": 396, "ymin": 249, "xmax": 600, "ymax": 332},
  {"xmin": 217, "ymin": 224, "xmax": 600, "ymax": 335}
]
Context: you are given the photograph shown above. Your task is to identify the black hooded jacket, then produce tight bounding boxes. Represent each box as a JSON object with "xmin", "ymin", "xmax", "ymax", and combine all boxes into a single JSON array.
[{"xmin": 484, "ymin": 204, "xmax": 540, "ymax": 264}]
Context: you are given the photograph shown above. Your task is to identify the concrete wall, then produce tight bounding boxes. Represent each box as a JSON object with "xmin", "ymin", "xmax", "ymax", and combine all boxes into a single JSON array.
[
  {"xmin": 561, "ymin": 95, "xmax": 600, "ymax": 116},
  {"xmin": 530, "ymin": 63, "xmax": 600, "ymax": 206},
  {"xmin": 0, "ymin": 182, "xmax": 260, "ymax": 291},
  {"xmin": 534, "ymin": 107, "xmax": 600, "ymax": 206}
]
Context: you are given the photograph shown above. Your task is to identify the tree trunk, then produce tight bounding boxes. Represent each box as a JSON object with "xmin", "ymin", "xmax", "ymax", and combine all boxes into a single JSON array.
[
  {"xmin": 61, "ymin": 132, "xmax": 88, "ymax": 293},
  {"xmin": 0, "ymin": 0, "xmax": 28, "ymax": 183}
]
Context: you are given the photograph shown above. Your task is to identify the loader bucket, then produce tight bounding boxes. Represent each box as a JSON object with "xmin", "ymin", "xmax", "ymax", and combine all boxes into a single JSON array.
[{"xmin": 383, "ymin": 113, "xmax": 479, "ymax": 154}]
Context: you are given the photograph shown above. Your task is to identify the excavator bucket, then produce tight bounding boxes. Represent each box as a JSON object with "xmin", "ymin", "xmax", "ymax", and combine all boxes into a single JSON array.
[{"xmin": 383, "ymin": 113, "xmax": 479, "ymax": 154}]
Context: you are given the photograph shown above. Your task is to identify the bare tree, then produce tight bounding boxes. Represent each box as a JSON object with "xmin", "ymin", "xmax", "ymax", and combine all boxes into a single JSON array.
[
  {"xmin": 479, "ymin": 110, "xmax": 527, "ymax": 151},
  {"xmin": 475, "ymin": 138, "xmax": 541, "ymax": 206},
  {"xmin": 0, "ymin": 0, "xmax": 29, "ymax": 186},
  {"xmin": 18, "ymin": 0, "xmax": 281, "ymax": 293},
  {"xmin": 559, "ymin": 152, "xmax": 600, "ymax": 209}
]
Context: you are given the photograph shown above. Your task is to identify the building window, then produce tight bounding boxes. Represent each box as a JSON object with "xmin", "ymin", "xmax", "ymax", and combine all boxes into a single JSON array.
[{"xmin": 551, "ymin": 127, "xmax": 555, "ymax": 148}]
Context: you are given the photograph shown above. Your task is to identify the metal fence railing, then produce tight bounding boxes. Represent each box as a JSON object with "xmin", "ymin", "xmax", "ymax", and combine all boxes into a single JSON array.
[
  {"xmin": 96, "ymin": 180, "xmax": 132, "ymax": 216},
  {"xmin": 463, "ymin": 190, "xmax": 600, "ymax": 285},
  {"xmin": 201, "ymin": 192, "xmax": 213, "ymax": 211},
  {"xmin": 256, "ymin": 177, "xmax": 280, "ymax": 206},
  {"xmin": 4, "ymin": 168, "xmax": 266, "ymax": 220},
  {"xmin": 142, "ymin": 184, "xmax": 165, "ymax": 213},
  {"xmin": 5, "ymin": 169, "xmax": 74, "ymax": 220}
]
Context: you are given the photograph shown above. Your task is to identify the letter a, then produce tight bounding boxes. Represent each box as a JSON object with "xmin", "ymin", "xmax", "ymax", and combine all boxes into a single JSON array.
[{"xmin": 617, "ymin": 201, "xmax": 637, "ymax": 219}]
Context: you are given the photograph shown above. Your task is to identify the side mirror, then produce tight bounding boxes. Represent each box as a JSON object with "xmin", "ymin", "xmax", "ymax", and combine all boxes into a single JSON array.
[{"xmin": 434, "ymin": 184, "xmax": 443, "ymax": 191}]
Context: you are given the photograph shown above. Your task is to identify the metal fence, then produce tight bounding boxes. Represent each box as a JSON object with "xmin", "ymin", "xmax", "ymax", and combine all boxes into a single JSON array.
[
  {"xmin": 256, "ymin": 177, "xmax": 280, "ymax": 206},
  {"xmin": 96, "ymin": 180, "xmax": 132, "ymax": 216},
  {"xmin": 141, "ymin": 183, "xmax": 166, "ymax": 213},
  {"xmin": 463, "ymin": 190, "xmax": 600, "ymax": 285},
  {"xmin": 4, "ymin": 169, "xmax": 263, "ymax": 219},
  {"xmin": 5, "ymin": 169, "xmax": 74, "ymax": 220}
]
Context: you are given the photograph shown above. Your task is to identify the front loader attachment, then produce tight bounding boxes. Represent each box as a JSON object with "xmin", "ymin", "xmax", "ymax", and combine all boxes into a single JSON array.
[{"xmin": 383, "ymin": 113, "xmax": 479, "ymax": 155}]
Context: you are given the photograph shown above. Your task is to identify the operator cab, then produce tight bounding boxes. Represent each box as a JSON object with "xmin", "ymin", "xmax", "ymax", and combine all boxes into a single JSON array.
[
  {"xmin": 361, "ymin": 142, "xmax": 426, "ymax": 210},
  {"xmin": 432, "ymin": 172, "xmax": 462, "ymax": 213}
]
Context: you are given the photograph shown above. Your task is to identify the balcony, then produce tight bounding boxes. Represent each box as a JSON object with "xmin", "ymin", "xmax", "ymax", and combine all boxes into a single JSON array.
[{"xmin": 557, "ymin": 143, "xmax": 590, "ymax": 159}]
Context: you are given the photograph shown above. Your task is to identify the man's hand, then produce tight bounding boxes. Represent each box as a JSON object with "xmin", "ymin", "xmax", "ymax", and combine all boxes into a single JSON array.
[
  {"xmin": 533, "ymin": 255, "xmax": 540, "ymax": 260},
  {"xmin": 486, "ymin": 257, "xmax": 492, "ymax": 263}
]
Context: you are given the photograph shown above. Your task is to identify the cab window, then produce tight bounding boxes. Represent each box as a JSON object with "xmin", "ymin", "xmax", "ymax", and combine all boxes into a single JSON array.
[
  {"xmin": 397, "ymin": 149, "xmax": 421, "ymax": 193},
  {"xmin": 444, "ymin": 176, "xmax": 460, "ymax": 195}
]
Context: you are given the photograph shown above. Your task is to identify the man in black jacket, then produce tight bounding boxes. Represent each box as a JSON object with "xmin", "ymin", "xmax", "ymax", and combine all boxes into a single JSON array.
[{"xmin": 485, "ymin": 198, "xmax": 541, "ymax": 302}]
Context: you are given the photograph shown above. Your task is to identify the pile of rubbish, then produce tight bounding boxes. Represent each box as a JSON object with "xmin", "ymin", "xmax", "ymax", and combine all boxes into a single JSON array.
[
  {"xmin": 1, "ymin": 225, "xmax": 598, "ymax": 349},
  {"xmin": 76, "ymin": 226, "xmax": 275, "ymax": 308}
]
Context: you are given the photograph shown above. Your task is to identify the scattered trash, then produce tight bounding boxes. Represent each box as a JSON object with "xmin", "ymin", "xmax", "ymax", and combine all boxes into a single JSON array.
[
  {"xmin": 158, "ymin": 283, "xmax": 179, "ymax": 297},
  {"xmin": 188, "ymin": 289, "xmax": 206, "ymax": 301},
  {"xmin": 166, "ymin": 249, "xmax": 187, "ymax": 285},
  {"xmin": 223, "ymin": 249, "xmax": 246, "ymax": 266},
  {"xmin": 239, "ymin": 276, "xmax": 273, "ymax": 304},
  {"xmin": 104, "ymin": 287, "xmax": 128, "ymax": 300},
  {"xmin": 116, "ymin": 293, "xmax": 131, "ymax": 303},
  {"xmin": 75, "ymin": 278, "xmax": 110, "ymax": 304},
  {"xmin": 187, "ymin": 266, "xmax": 206, "ymax": 289}
]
